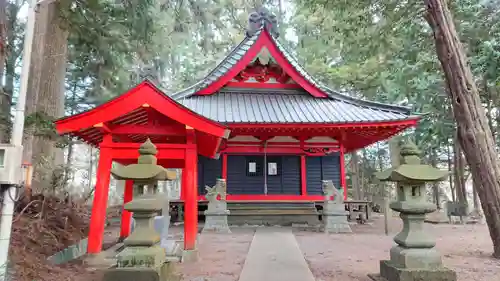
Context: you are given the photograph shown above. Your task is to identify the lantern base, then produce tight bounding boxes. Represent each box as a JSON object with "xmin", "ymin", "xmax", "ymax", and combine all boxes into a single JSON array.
[
  {"xmin": 368, "ymin": 260, "xmax": 456, "ymax": 281},
  {"xmin": 104, "ymin": 261, "xmax": 180, "ymax": 281}
]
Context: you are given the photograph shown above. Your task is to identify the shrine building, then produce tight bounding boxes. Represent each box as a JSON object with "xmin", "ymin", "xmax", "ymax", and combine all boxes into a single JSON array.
[{"xmin": 54, "ymin": 8, "xmax": 419, "ymax": 255}]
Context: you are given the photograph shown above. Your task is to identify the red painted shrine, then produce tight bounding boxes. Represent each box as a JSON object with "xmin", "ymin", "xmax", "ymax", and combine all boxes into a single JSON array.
[{"xmin": 54, "ymin": 8, "xmax": 419, "ymax": 254}]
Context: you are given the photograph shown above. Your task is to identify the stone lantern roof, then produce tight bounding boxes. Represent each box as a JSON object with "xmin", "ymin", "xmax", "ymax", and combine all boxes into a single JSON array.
[
  {"xmin": 111, "ymin": 139, "xmax": 177, "ymax": 182},
  {"xmin": 375, "ymin": 142, "xmax": 448, "ymax": 183}
]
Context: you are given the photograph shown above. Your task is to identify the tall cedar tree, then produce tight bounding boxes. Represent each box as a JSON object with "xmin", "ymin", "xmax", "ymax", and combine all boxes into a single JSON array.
[
  {"xmin": 0, "ymin": 0, "xmax": 7, "ymax": 142},
  {"xmin": 424, "ymin": 0, "xmax": 500, "ymax": 258}
]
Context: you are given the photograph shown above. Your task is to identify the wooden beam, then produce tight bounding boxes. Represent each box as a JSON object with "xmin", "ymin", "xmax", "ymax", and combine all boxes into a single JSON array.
[
  {"xmin": 110, "ymin": 124, "xmax": 185, "ymax": 136},
  {"xmin": 339, "ymin": 143, "xmax": 347, "ymax": 200},
  {"xmin": 300, "ymin": 155, "xmax": 307, "ymax": 196},
  {"xmin": 221, "ymin": 145, "xmax": 340, "ymax": 155},
  {"xmin": 93, "ymin": 122, "xmax": 111, "ymax": 133},
  {"xmin": 226, "ymin": 141, "xmax": 339, "ymax": 147},
  {"xmin": 100, "ymin": 142, "xmax": 187, "ymax": 149},
  {"xmin": 120, "ymin": 180, "xmax": 134, "ymax": 239},
  {"xmin": 222, "ymin": 154, "xmax": 228, "ymax": 180},
  {"xmin": 87, "ymin": 146, "xmax": 112, "ymax": 254},
  {"xmin": 183, "ymin": 135, "xmax": 198, "ymax": 250}
]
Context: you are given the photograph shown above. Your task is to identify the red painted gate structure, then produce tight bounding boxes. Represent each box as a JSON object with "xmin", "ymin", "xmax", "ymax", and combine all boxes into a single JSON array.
[{"xmin": 55, "ymin": 82, "xmax": 229, "ymax": 254}]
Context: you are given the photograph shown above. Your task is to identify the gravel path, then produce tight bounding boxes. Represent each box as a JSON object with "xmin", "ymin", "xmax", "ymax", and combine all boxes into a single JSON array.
[
  {"xmin": 177, "ymin": 228, "xmax": 255, "ymax": 281},
  {"xmin": 294, "ymin": 214, "xmax": 500, "ymax": 281}
]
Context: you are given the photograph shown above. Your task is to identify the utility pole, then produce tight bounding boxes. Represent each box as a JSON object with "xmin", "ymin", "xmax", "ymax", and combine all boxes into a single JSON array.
[{"xmin": 0, "ymin": 0, "xmax": 38, "ymax": 279}]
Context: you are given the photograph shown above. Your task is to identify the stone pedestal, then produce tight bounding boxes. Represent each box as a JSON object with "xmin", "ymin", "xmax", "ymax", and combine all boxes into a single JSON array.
[
  {"xmin": 368, "ymin": 260, "xmax": 457, "ymax": 281},
  {"xmin": 323, "ymin": 201, "xmax": 351, "ymax": 233},
  {"xmin": 203, "ymin": 200, "xmax": 231, "ymax": 233},
  {"xmin": 104, "ymin": 195, "xmax": 180, "ymax": 281},
  {"xmin": 181, "ymin": 249, "xmax": 199, "ymax": 263},
  {"xmin": 368, "ymin": 142, "xmax": 457, "ymax": 281},
  {"xmin": 203, "ymin": 210, "xmax": 231, "ymax": 233},
  {"xmin": 130, "ymin": 216, "xmax": 182, "ymax": 257},
  {"xmin": 104, "ymin": 261, "xmax": 180, "ymax": 281}
]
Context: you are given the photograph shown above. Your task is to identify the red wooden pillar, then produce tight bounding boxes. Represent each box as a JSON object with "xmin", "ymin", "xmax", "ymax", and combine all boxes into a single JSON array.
[
  {"xmin": 222, "ymin": 153, "xmax": 227, "ymax": 180},
  {"xmin": 339, "ymin": 143, "xmax": 347, "ymax": 200},
  {"xmin": 183, "ymin": 127, "xmax": 198, "ymax": 250},
  {"xmin": 120, "ymin": 180, "xmax": 134, "ymax": 239},
  {"xmin": 300, "ymin": 155, "xmax": 307, "ymax": 196},
  {"xmin": 87, "ymin": 136, "xmax": 113, "ymax": 254}
]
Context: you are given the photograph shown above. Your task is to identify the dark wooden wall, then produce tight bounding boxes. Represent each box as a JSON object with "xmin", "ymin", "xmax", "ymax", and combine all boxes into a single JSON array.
[
  {"xmin": 197, "ymin": 153, "xmax": 341, "ymax": 195},
  {"xmin": 197, "ymin": 156, "xmax": 222, "ymax": 195},
  {"xmin": 305, "ymin": 153, "xmax": 341, "ymax": 195}
]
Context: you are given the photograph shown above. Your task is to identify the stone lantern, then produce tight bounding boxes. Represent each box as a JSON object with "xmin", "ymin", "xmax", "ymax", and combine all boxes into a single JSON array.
[
  {"xmin": 368, "ymin": 142, "xmax": 457, "ymax": 281},
  {"xmin": 104, "ymin": 139, "xmax": 179, "ymax": 281},
  {"xmin": 112, "ymin": 139, "xmax": 178, "ymax": 253}
]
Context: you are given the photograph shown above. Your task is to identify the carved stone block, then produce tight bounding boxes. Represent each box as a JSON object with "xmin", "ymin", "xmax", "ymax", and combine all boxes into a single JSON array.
[
  {"xmin": 203, "ymin": 210, "xmax": 231, "ymax": 233},
  {"xmin": 104, "ymin": 261, "xmax": 180, "ymax": 281},
  {"xmin": 368, "ymin": 260, "xmax": 457, "ymax": 281},
  {"xmin": 323, "ymin": 201, "xmax": 351, "ymax": 233}
]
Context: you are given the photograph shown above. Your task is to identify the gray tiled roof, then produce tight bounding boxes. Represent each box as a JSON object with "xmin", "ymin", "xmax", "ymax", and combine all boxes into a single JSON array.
[
  {"xmin": 170, "ymin": 27, "xmax": 415, "ymax": 123},
  {"xmin": 178, "ymin": 90, "xmax": 413, "ymax": 124},
  {"xmin": 169, "ymin": 31, "xmax": 261, "ymax": 100}
]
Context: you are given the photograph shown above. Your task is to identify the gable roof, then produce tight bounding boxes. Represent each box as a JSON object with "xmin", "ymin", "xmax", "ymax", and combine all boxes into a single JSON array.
[
  {"xmin": 167, "ymin": 13, "xmax": 416, "ymax": 124},
  {"xmin": 55, "ymin": 81, "xmax": 228, "ymax": 138},
  {"xmin": 54, "ymin": 81, "xmax": 229, "ymax": 158}
]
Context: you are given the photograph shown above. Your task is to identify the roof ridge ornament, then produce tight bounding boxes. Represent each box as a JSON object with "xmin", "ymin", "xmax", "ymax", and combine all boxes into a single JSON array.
[{"xmin": 246, "ymin": 7, "xmax": 279, "ymax": 38}]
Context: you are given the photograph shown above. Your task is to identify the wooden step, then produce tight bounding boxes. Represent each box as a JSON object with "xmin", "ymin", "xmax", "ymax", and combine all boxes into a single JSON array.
[
  {"xmin": 229, "ymin": 205, "xmax": 314, "ymax": 210},
  {"xmin": 228, "ymin": 202, "xmax": 316, "ymax": 209},
  {"xmin": 229, "ymin": 209, "xmax": 319, "ymax": 216}
]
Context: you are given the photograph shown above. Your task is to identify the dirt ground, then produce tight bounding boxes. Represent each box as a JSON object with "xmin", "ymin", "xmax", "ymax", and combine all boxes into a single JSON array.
[
  {"xmin": 176, "ymin": 227, "xmax": 255, "ymax": 281},
  {"xmin": 175, "ymin": 215, "xmax": 500, "ymax": 281},
  {"xmin": 17, "ymin": 205, "xmax": 498, "ymax": 281},
  {"xmin": 294, "ymin": 214, "xmax": 500, "ymax": 281}
]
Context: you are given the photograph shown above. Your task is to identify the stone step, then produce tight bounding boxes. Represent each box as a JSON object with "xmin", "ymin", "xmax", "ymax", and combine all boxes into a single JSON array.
[
  {"xmin": 229, "ymin": 205, "xmax": 315, "ymax": 210},
  {"xmin": 228, "ymin": 202, "xmax": 317, "ymax": 209},
  {"xmin": 229, "ymin": 209, "xmax": 319, "ymax": 216}
]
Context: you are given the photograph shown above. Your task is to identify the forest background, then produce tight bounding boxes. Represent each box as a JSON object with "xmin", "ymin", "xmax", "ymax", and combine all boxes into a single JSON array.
[{"xmin": 0, "ymin": 0, "xmax": 499, "ymax": 255}]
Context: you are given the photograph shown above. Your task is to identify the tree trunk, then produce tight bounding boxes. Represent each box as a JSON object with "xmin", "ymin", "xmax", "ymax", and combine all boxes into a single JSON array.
[
  {"xmin": 388, "ymin": 138, "xmax": 401, "ymax": 198},
  {"xmin": 446, "ymin": 141, "xmax": 456, "ymax": 202},
  {"xmin": 351, "ymin": 151, "xmax": 362, "ymax": 200},
  {"xmin": 424, "ymin": 0, "xmax": 500, "ymax": 258},
  {"xmin": 484, "ymin": 80, "xmax": 495, "ymax": 141},
  {"xmin": 375, "ymin": 142, "xmax": 385, "ymax": 211},
  {"xmin": 0, "ymin": 0, "xmax": 8, "ymax": 142},
  {"xmin": 430, "ymin": 149, "xmax": 440, "ymax": 209},
  {"xmin": 453, "ymin": 131, "xmax": 467, "ymax": 207},
  {"xmin": 472, "ymin": 183, "xmax": 482, "ymax": 215},
  {"xmin": 23, "ymin": 2, "xmax": 68, "ymax": 195}
]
